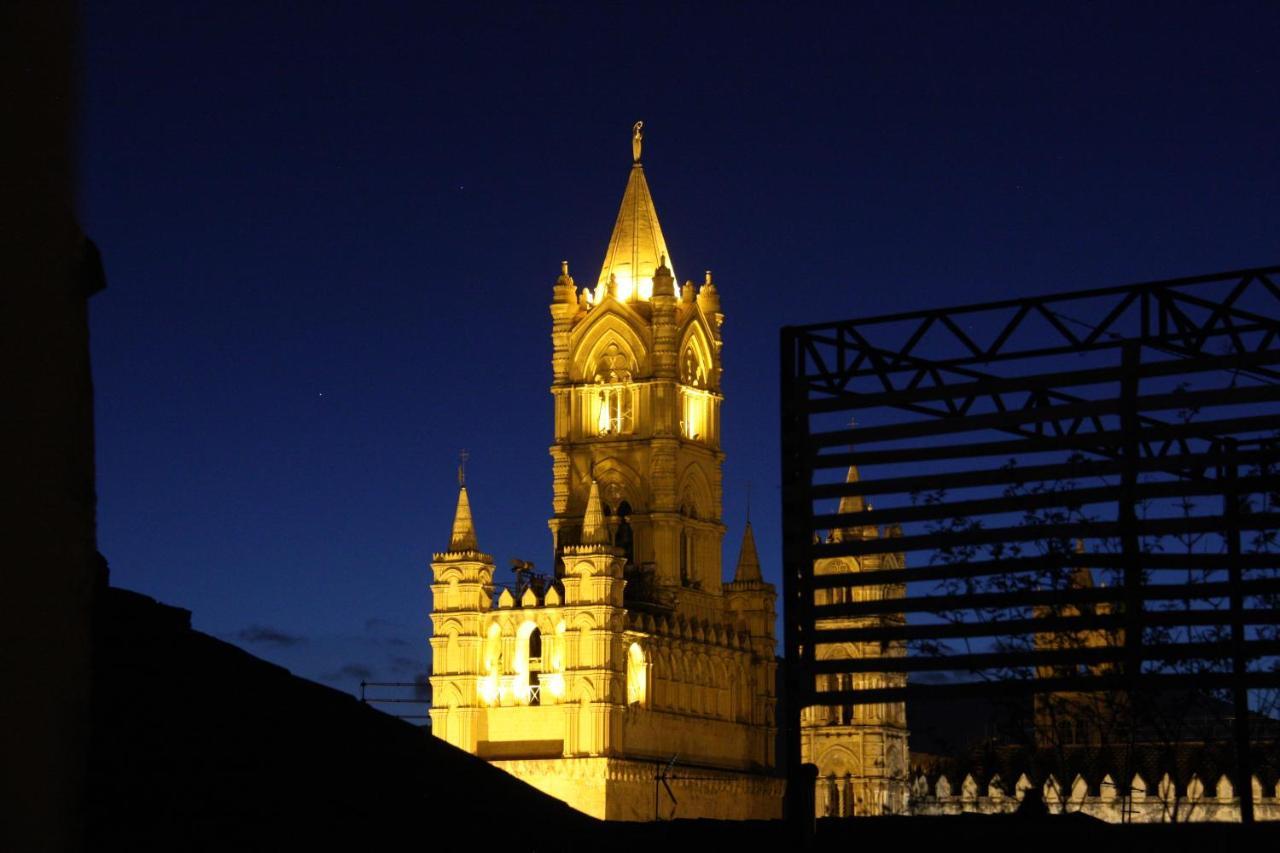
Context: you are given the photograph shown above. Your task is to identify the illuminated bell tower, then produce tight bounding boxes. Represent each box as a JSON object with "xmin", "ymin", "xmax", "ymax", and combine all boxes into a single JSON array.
[
  {"xmin": 429, "ymin": 124, "xmax": 782, "ymax": 821},
  {"xmin": 549, "ymin": 121, "xmax": 725, "ymax": 604}
]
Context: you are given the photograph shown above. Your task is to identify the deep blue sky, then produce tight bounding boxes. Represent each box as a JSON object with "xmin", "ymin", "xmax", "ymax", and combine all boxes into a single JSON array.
[{"xmin": 81, "ymin": 2, "xmax": 1280, "ymax": 693}]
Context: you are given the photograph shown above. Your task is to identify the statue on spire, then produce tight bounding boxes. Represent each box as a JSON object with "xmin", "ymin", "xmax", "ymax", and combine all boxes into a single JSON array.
[
  {"xmin": 632, "ymin": 121, "xmax": 643, "ymax": 163},
  {"xmin": 457, "ymin": 448, "xmax": 469, "ymax": 487}
]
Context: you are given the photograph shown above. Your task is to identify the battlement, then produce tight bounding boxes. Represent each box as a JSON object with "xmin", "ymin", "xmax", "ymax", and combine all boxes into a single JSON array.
[
  {"xmin": 431, "ymin": 549, "xmax": 494, "ymax": 563},
  {"xmin": 908, "ymin": 769, "xmax": 1280, "ymax": 822}
]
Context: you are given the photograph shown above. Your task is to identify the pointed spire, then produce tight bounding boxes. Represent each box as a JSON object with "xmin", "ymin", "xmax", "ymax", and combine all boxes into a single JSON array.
[
  {"xmin": 829, "ymin": 464, "xmax": 873, "ymax": 543},
  {"xmin": 581, "ymin": 480, "xmax": 611, "ymax": 546},
  {"xmin": 837, "ymin": 464, "xmax": 865, "ymax": 516},
  {"xmin": 598, "ymin": 123, "xmax": 674, "ymax": 299},
  {"xmin": 449, "ymin": 485, "xmax": 479, "ymax": 552},
  {"xmin": 734, "ymin": 521, "xmax": 763, "ymax": 583}
]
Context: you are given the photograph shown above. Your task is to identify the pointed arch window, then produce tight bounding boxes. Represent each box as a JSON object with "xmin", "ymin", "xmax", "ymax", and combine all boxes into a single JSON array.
[
  {"xmin": 591, "ymin": 342, "xmax": 635, "ymax": 436},
  {"xmin": 679, "ymin": 343, "xmax": 711, "ymax": 442},
  {"xmin": 679, "ymin": 528, "xmax": 697, "ymax": 588},
  {"xmin": 627, "ymin": 642, "xmax": 648, "ymax": 706},
  {"xmin": 681, "ymin": 344, "xmax": 707, "ymax": 388}
]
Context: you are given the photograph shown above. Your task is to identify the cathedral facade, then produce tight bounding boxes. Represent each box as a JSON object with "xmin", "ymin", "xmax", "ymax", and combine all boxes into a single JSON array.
[
  {"xmin": 427, "ymin": 125, "xmax": 784, "ymax": 820},
  {"xmin": 803, "ymin": 464, "xmax": 910, "ymax": 816}
]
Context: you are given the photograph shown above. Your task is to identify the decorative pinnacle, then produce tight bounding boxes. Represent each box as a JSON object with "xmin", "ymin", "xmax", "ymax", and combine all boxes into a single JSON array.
[
  {"xmin": 581, "ymin": 480, "xmax": 612, "ymax": 546},
  {"xmin": 734, "ymin": 520, "xmax": 763, "ymax": 583},
  {"xmin": 561, "ymin": 260, "xmax": 569, "ymax": 275},
  {"xmin": 449, "ymin": 482, "xmax": 478, "ymax": 552},
  {"xmin": 632, "ymin": 120, "xmax": 644, "ymax": 163}
]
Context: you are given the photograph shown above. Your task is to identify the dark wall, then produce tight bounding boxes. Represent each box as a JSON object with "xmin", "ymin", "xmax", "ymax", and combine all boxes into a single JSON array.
[{"xmin": 0, "ymin": 3, "xmax": 100, "ymax": 851}]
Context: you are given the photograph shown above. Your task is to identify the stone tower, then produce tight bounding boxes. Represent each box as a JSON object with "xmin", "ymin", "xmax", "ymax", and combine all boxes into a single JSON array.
[
  {"xmin": 801, "ymin": 463, "xmax": 910, "ymax": 817},
  {"xmin": 548, "ymin": 126, "xmax": 725, "ymax": 601},
  {"xmin": 429, "ymin": 124, "xmax": 782, "ymax": 820}
]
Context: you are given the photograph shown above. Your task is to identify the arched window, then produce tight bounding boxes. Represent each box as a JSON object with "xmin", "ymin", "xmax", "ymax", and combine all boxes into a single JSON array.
[
  {"xmin": 679, "ymin": 343, "xmax": 712, "ymax": 442},
  {"xmin": 514, "ymin": 622, "xmax": 544, "ymax": 706},
  {"xmin": 626, "ymin": 642, "xmax": 647, "ymax": 706},
  {"xmin": 681, "ymin": 344, "xmax": 706, "ymax": 387},
  {"xmin": 592, "ymin": 343, "xmax": 634, "ymax": 436},
  {"xmin": 527, "ymin": 626, "xmax": 542, "ymax": 706}
]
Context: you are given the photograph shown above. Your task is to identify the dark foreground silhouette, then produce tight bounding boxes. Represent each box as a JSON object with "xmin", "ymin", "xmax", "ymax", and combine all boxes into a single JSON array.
[{"xmin": 86, "ymin": 584, "xmax": 1278, "ymax": 852}]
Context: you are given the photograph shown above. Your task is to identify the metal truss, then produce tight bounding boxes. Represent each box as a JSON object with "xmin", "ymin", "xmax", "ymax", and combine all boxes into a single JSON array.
[{"xmin": 780, "ymin": 265, "xmax": 1280, "ymax": 823}]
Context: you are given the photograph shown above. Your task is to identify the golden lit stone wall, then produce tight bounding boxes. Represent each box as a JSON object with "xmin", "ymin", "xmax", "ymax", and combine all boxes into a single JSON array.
[{"xmin": 549, "ymin": 277, "xmax": 726, "ymax": 595}]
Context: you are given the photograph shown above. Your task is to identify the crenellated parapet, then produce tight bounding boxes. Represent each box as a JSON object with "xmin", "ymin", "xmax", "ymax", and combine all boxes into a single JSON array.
[{"xmin": 907, "ymin": 769, "xmax": 1280, "ymax": 822}]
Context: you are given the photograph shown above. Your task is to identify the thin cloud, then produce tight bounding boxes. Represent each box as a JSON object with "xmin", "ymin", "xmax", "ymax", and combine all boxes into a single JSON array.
[
  {"xmin": 323, "ymin": 663, "xmax": 373, "ymax": 683},
  {"xmin": 388, "ymin": 655, "xmax": 421, "ymax": 674},
  {"xmin": 235, "ymin": 625, "xmax": 307, "ymax": 648}
]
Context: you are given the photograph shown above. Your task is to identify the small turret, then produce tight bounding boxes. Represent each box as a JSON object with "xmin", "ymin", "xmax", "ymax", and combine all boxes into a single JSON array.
[
  {"xmin": 550, "ymin": 261, "xmax": 579, "ymax": 383},
  {"xmin": 697, "ymin": 270, "xmax": 720, "ymax": 316},
  {"xmin": 552, "ymin": 259, "xmax": 576, "ymax": 304},
  {"xmin": 652, "ymin": 253, "xmax": 675, "ymax": 299}
]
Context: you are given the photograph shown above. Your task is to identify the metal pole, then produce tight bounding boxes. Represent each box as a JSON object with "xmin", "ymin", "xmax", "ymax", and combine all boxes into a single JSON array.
[
  {"xmin": 780, "ymin": 327, "xmax": 816, "ymax": 840},
  {"xmin": 1224, "ymin": 439, "xmax": 1255, "ymax": 823},
  {"xmin": 1119, "ymin": 343, "xmax": 1143, "ymax": 685}
]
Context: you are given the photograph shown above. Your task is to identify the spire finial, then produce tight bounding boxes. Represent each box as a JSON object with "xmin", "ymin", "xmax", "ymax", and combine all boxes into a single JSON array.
[
  {"xmin": 632, "ymin": 121, "xmax": 643, "ymax": 163},
  {"xmin": 457, "ymin": 449, "xmax": 469, "ymax": 487},
  {"xmin": 561, "ymin": 259, "xmax": 569, "ymax": 276},
  {"xmin": 746, "ymin": 480, "xmax": 752, "ymax": 524}
]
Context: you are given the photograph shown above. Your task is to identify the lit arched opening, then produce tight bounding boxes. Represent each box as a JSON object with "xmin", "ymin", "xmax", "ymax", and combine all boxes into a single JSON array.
[
  {"xmin": 627, "ymin": 642, "xmax": 648, "ymax": 706},
  {"xmin": 514, "ymin": 621, "xmax": 543, "ymax": 706},
  {"xmin": 590, "ymin": 340, "xmax": 636, "ymax": 436},
  {"xmin": 679, "ymin": 328, "xmax": 714, "ymax": 441}
]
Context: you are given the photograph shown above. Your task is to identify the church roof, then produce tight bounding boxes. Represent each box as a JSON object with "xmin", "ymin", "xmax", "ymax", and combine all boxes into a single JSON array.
[
  {"xmin": 597, "ymin": 129, "xmax": 674, "ymax": 300},
  {"xmin": 733, "ymin": 521, "xmax": 763, "ymax": 583},
  {"xmin": 449, "ymin": 485, "xmax": 479, "ymax": 551}
]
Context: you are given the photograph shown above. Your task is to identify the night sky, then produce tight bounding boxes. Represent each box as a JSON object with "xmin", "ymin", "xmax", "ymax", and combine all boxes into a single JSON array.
[{"xmin": 82, "ymin": 2, "xmax": 1280, "ymax": 694}]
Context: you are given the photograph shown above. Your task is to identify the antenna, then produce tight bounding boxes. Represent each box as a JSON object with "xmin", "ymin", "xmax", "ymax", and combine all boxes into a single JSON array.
[{"xmin": 654, "ymin": 755, "xmax": 679, "ymax": 820}]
